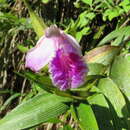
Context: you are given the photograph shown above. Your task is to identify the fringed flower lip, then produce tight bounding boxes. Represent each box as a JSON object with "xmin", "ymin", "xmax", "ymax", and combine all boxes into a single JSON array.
[{"xmin": 25, "ymin": 25, "xmax": 88, "ymax": 90}]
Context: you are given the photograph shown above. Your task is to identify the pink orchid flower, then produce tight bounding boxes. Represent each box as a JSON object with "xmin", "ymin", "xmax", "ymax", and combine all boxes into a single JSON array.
[{"xmin": 25, "ymin": 25, "xmax": 88, "ymax": 90}]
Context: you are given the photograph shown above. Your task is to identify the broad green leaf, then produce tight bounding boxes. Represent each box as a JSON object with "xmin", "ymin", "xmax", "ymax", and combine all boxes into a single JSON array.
[
  {"xmin": 98, "ymin": 78, "xmax": 130, "ymax": 129},
  {"xmin": 77, "ymin": 103, "xmax": 99, "ymax": 130},
  {"xmin": 88, "ymin": 93, "xmax": 114, "ymax": 130},
  {"xmin": 23, "ymin": 0, "xmax": 47, "ymax": 38},
  {"xmin": 110, "ymin": 54, "xmax": 130, "ymax": 101},
  {"xmin": 87, "ymin": 63, "xmax": 106, "ymax": 76},
  {"xmin": 0, "ymin": 93, "xmax": 72, "ymax": 130},
  {"xmin": 84, "ymin": 45, "xmax": 120, "ymax": 65}
]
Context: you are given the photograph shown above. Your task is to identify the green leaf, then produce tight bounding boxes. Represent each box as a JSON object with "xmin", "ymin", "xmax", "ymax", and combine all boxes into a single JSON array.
[
  {"xmin": 76, "ymin": 27, "xmax": 90, "ymax": 42},
  {"xmin": 23, "ymin": 0, "xmax": 47, "ymax": 38},
  {"xmin": 110, "ymin": 54, "xmax": 130, "ymax": 101},
  {"xmin": 84, "ymin": 45, "xmax": 120, "ymax": 65},
  {"xmin": 88, "ymin": 93, "xmax": 114, "ymax": 130},
  {"xmin": 0, "ymin": 0, "xmax": 6, "ymax": 3},
  {"xmin": 107, "ymin": 0, "xmax": 114, "ymax": 6},
  {"xmin": 46, "ymin": 118, "xmax": 62, "ymax": 123},
  {"xmin": 87, "ymin": 63, "xmax": 106, "ymax": 76},
  {"xmin": 98, "ymin": 78, "xmax": 130, "ymax": 129},
  {"xmin": 93, "ymin": 25, "xmax": 106, "ymax": 39},
  {"xmin": 77, "ymin": 103, "xmax": 99, "ymax": 130},
  {"xmin": 17, "ymin": 45, "xmax": 29, "ymax": 53},
  {"xmin": 78, "ymin": 11, "xmax": 89, "ymax": 28},
  {"xmin": 99, "ymin": 26, "xmax": 130, "ymax": 46},
  {"xmin": 86, "ymin": 12, "xmax": 95, "ymax": 20},
  {"xmin": 81, "ymin": 0, "xmax": 93, "ymax": 6},
  {"xmin": 0, "ymin": 93, "xmax": 21, "ymax": 112},
  {"xmin": 41, "ymin": 0, "xmax": 51, "ymax": 4},
  {"xmin": 0, "ymin": 93, "xmax": 72, "ymax": 130},
  {"xmin": 70, "ymin": 104, "xmax": 79, "ymax": 122},
  {"xmin": 111, "ymin": 35, "xmax": 124, "ymax": 46},
  {"xmin": 99, "ymin": 29, "xmax": 121, "ymax": 45},
  {"xmin": 103, "ymin": 7, "xmax": 120, "ymax": 21},
  {"xmin": 15, "ymin": 71, "xmax": 53, "ymax": 93},
  {"xmin": 119, "ymin": 0, "xmax": 130, "ymax": 13},
  {"xmin": 60, "ymin": 125, "xmax": 73, "ymax": 130}
]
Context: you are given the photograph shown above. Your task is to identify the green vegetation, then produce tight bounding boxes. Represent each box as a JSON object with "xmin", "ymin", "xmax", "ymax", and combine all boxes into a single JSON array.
[{"xmin": 0, "ymin": 0, "xmax": 130, "ymax": 129}]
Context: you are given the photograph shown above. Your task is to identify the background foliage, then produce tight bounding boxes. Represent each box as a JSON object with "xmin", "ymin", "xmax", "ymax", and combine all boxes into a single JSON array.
[{"xmin": 0, "ymin": 0, "xmax": 130, "ymax": 129}]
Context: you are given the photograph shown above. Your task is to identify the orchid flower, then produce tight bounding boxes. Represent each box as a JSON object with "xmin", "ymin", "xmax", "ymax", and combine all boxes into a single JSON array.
[{"xmin": 25, "ymin": 25, "xmax": 88, "ymax": 90}]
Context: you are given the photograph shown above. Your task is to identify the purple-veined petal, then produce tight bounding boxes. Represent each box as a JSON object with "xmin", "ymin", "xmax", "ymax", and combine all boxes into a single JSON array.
[
  {"xmin": 49, "ymin": 49, "xmax": 88, "ymax": 90},
  {"xmin": 25, "ymin": 36, "xmax": 56, "ymax": 72}
]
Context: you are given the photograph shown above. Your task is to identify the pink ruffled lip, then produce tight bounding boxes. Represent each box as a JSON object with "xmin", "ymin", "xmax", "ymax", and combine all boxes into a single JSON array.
[
  {"xmin": 49, "ymin": 49, "xmax": 88, "ymax": 90},
  {"xmin": 25, "ymin": 25, "xmax": 88, "ymax": 90}
]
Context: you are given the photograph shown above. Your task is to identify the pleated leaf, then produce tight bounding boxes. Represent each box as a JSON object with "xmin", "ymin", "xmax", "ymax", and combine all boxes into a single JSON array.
[
  {"xmin": 88, "ymin": 93, "xmax": 114, "ymax": 130},
  {"xmin": 87, "ymin": 63, "xmax": 106, "ymax": 76},
  {"xmin": 98, "ymin": 78, "xmax": 130, "ymax": 130},
  {"xmin": 110, "ymin": 54, "xmax": 130, "ymax": 101},
  {"xmin": 0, "ymin": 93, "xmax": 72, "ymax": 130},
  {"xmin": 77, "ymin": 103, "xmax": 99, "ymax": 130}
]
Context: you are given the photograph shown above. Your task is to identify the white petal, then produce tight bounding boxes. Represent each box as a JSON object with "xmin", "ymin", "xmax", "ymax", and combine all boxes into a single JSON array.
[{"xmin": 25, "ymin": 36, "xmax": 56, "ymax": 72}]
